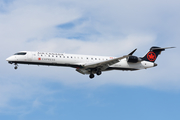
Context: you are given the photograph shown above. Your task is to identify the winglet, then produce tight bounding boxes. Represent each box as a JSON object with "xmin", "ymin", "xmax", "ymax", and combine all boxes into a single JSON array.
[{"xmin": 128, "ymin": 48, "xmax": 137, "ymax": 55}]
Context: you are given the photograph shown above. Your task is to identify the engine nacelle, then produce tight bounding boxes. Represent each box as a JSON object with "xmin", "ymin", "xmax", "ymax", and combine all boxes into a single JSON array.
[{"xmin": 127, "ymin": 56, "xmax": 140, "ymax": 63}]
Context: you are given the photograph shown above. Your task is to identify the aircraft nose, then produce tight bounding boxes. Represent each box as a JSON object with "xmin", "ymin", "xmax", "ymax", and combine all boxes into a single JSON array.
[
  {"xmin": 6, "ymin": 56, "xmax": 14, "ymax": 64},
  {"xmin": 6, "ymin": 57, "xmax": 11, "ymax": 61}
]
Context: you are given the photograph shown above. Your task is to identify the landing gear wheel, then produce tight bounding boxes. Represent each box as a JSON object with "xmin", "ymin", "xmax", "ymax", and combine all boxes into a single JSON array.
[
  {"xmin": 14, "ymin": 66, "xmax": 18, "ymax": 69},
  {"xmin": 89, "ymin": 74, "xmax": 95, "ymax": 79},
  {"xmin": 96, "ymin": 71, "xmax": 102, "ymax": 76}
]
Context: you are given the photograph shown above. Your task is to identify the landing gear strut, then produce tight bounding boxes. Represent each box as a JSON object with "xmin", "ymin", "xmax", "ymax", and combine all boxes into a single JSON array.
[{"xmin": 14, "ymin": 63, "xmax": 18, "ymax": 69}]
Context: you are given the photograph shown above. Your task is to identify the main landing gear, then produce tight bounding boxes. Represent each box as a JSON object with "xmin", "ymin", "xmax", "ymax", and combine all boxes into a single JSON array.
[
  {"xmin": 89, "ymin": 70, "xmax": 102, "ymax": 79},
  {"xmin": 96, "ymin": 71, "xmax": 102, "ymax": 76},
  {"xmin": 89, "ymin": 74, "xmax": 95, "ymax": 79}
]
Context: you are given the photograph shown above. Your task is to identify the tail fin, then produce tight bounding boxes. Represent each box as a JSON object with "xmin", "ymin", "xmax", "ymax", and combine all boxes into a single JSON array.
[{"xmin": 142, "ymin": 46, "xmax": 175, "ymax": 62}]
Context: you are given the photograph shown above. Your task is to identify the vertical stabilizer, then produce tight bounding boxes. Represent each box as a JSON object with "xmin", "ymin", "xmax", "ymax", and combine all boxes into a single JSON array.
[{"xmin": 142, "ymin": 46, "xmax": 165, "ymax": 62}]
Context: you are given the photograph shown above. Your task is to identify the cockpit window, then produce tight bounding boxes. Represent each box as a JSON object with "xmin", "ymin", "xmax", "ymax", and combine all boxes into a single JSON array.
[{"xmin": 14, "ymin": 52, "xmax": 27, "ymax": 55}]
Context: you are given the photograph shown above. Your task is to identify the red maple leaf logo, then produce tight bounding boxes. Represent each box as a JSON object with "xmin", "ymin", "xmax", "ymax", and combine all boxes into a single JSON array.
[
  {"xmin": 147, "ymin": 52, "xmax": 156, "ymax": 61},
  {"xmin": 149, "ymin": 54, "xmax": 155, "ymax": 59}
]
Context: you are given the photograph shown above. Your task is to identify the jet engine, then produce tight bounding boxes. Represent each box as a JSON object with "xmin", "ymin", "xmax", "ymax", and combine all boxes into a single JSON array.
[{"xmin": 127, "ymin": 56, "xmax": 140, "ymax": 63}]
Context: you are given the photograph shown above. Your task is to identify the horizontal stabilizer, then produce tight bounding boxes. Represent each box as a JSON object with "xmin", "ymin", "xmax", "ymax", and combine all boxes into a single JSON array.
[{"xmin": 151, "ymin": 47, "xmax": 175, "ymax": 51}]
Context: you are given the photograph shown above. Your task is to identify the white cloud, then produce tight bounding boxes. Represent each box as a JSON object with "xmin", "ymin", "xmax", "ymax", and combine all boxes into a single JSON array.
[
  {"xmin": 29, "ymin": 33, "xmax": 155, "ymax": 55},
  {"xmin": 0, "ymin": 0, "xmax": 81, "ymax": 53}
]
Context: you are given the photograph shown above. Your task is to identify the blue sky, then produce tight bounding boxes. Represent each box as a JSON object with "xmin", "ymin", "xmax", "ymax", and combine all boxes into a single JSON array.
[{"xmin": 0, "ymin": 0, "xmax": 180, "ymax": 120}]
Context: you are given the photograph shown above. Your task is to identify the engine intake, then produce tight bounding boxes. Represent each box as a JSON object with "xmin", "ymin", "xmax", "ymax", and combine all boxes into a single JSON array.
[{"xmin": 127, "ymin": 56, "xmax": 139, "ymax": 63}]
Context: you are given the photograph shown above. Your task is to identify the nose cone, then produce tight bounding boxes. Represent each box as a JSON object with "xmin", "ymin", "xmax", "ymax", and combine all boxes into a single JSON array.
[
  {"xmin": 6, "ymin": 57, "xmax": 11, "ymax": 61},
  {"xmin": 6, "ymin": 56, "xmax": 15, "ymax": 64}
]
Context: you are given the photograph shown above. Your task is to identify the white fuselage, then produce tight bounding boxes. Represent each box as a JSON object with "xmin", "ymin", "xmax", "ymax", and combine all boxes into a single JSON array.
[{"xmin": 6, "ymin": 51, "xmax": 155, "ymax": 74}]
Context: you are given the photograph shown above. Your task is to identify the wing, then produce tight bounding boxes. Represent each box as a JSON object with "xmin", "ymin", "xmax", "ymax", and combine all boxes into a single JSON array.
[
  {"xmin": 76, "ymin": 49, "xmax": 137, "ymax": 74},
  {"xmin": 76, "ymin": 55, "xmax": 129, "ymax": 75},
  {"xmin": 82, "ymin": 48, "xmax": 137, "ymax": 69},
  {"xmin": 83, "ymin": 55, "xmax": 128, "ymax": 69}
]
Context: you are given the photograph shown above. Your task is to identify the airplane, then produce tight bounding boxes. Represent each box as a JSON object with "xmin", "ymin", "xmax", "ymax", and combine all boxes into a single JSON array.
[{"xmin": 6, "ymin": 46, "xmax": 174, "ymax": 79}]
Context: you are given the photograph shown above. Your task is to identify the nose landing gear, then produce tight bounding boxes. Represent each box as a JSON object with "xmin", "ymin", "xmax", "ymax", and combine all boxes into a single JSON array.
[{"xmin": 14, "ymin": 63, "xmax": 18, "ymax": 69}]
